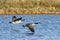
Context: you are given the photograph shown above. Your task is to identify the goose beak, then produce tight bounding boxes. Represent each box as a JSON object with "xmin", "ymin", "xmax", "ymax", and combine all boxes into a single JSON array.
[
  {"xmin": 38, "ymin": 22, "xmax": 42, "ymax": 24},
  {"xmin": 9, "ymin": 22, "xmax": 12, "ymax": 23},
  {"xmin": 34, "ymin": 22, "xmax": 41, "ymax": 24}
]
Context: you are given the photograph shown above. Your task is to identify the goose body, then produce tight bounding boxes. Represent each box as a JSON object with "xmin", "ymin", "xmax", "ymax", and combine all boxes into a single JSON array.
[
  {"xmin": 9, "ymin": 16, "xmax": 25, "ymax": 24},
  {"xmin": 23, "ymin": 22, "xmax": 41, "ymax": 32},
  {"xmin": 12, "ymin": 20, "xmax": 21, "ymax": 24}
]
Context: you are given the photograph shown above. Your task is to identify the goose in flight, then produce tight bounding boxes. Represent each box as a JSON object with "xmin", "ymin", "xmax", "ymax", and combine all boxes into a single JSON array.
[
  {"xmin": 22, "ymin": 22, "xmax": 41, "ymax": 32},
  {"xmin": 9, "ymin": 16, "xmax": 25, "ymax": 24}
]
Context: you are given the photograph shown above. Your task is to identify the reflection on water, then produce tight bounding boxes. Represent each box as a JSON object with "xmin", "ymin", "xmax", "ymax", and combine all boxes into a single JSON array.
[
  {"xmin": 26, "ymin": 32, "xmax": 34, "ymax": 36},
  {"xmin": 12, "ymin": 29, "xmax": 20, "ymax": 33}
]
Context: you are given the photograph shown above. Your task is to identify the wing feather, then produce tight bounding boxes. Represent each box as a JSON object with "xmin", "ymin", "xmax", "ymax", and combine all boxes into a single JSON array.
[{"xmin": 27, "ymin": 24, "xmax": 34, "ymax": 32}]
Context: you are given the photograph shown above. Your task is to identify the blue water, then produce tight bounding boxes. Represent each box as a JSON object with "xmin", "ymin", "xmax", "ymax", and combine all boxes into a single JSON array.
[{"xmin": 0, "ymin": 14, "xmax": 60, "ymax": 40}]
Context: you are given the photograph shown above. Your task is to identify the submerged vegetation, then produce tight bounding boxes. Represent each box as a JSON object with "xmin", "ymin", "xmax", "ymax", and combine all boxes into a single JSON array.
[{"xmin": 0, "ymin": 0, "xmax": 60, "ymax": 14}]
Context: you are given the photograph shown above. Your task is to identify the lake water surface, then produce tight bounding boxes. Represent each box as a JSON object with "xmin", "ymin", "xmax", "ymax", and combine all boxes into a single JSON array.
[{"xmin": 0, "ymin": 14, "xmax": 60, "ymax": 40}]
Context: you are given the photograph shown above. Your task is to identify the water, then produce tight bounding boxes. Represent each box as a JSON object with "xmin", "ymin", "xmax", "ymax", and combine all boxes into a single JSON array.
[{"xmin": 0, "ymin": 14, "xmax": 60, "ymax": 40}]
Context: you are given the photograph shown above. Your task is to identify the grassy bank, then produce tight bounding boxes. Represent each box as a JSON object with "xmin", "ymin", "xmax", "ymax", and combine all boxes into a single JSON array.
[{"xmin": 0, "ymin": 0, "xmax": 60, "ymax": 14}]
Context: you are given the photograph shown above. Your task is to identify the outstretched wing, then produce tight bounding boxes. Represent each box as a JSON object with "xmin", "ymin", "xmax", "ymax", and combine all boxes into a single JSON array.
[
  {"xmin": 27, "ymin": 24, "xmax": 34, "ymax": 32},
  {"xmin": 12, "ymin": 16, "xmax": 16, "ymax": 21},
  {"xmin": 19, "ymin": 17, "xmax": 22, "ymax": 20}
]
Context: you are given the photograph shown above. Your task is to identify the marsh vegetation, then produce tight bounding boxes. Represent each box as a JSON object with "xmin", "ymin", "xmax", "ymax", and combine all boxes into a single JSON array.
[{"xmin": 0, "ymin": 0, "xmax": 60, "ymax": 14}]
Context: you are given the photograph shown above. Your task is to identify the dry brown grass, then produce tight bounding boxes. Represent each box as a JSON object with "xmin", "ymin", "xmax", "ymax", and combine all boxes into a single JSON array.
[{"xmin": 0, "ymin": 0, "xmax": 60, "ymax": 14}]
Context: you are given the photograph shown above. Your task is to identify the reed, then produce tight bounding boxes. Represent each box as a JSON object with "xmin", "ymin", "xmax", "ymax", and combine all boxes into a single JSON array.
[{"xmin": 0, "ymin": 0, "xmax": 60, "ymax": 14}]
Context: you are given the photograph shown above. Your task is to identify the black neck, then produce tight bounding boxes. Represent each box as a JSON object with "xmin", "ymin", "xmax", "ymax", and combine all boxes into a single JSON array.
[
  {"xmin": 34, "ymin": 22, "xmax": 41, "ymax": 24},
  {"xmin": 9, "ymin": 22, "xmax": 12, "ymax": 23},
  {"xmin": 34, "ymin": 23, "xmax": 39, "ymax": 24}
]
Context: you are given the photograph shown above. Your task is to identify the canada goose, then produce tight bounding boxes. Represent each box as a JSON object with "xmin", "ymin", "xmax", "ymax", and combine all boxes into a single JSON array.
[
  {"xmin": 9, "ymin": 16, "xmax": 25, "ymax": 24},
  {"xmin": 22, "ymin": 22, "xmax": 41, "ymax": 32}
]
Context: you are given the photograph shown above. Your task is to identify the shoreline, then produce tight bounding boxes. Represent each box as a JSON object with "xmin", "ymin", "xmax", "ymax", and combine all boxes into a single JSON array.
[
  {"xmin": 0, "ymin": 8, "xmax": 60, "ymax": 14},
  {"xmin": 0, "ymin": 11, "xmax": 60, "ymax": 14},
  {"xmin": 0, "ymin": 0, "xmax": 60, "ymax": 14}
]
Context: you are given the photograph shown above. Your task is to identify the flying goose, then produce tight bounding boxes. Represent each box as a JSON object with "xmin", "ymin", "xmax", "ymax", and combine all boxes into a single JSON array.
[
  {"xmin": 9, "ymin": 16, "xmax": 25, "ymax": 24},
  {"xmin": 22, "ymin": 22, "xmax": 41, "ymax": 32}
]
